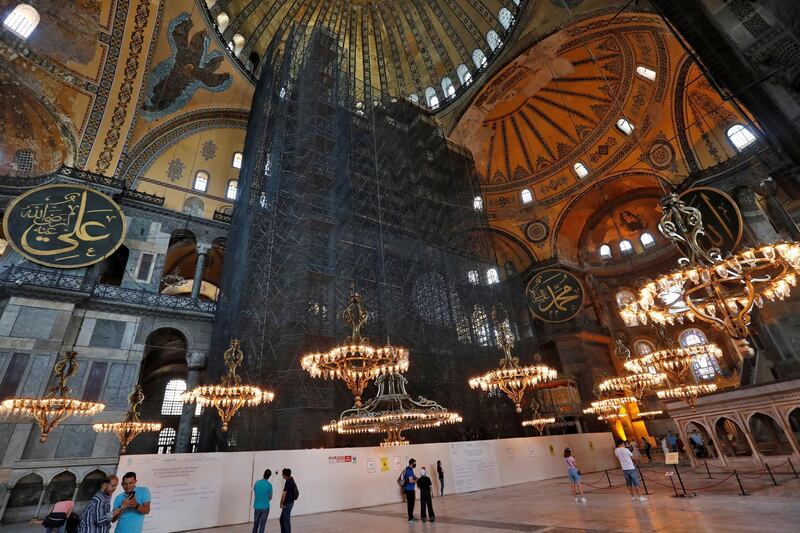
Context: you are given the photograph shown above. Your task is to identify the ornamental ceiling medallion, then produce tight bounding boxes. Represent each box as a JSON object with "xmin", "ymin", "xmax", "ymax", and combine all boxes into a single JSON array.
[
  {"xmin": 526, "ymin": 268, "xmax": 584, "ymax": 323},
  {"xmin": 3, "ymin": 184, "xmax": 127, "ymax": 268}
]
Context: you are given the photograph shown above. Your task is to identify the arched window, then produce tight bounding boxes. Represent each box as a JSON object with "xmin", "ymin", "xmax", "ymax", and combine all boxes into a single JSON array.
[
  {"xmin": 513, "ymin": 0, "xmax": 520, "ymax": 5},
  {"xmin": 467, "ymin": 270, "xmax": 480, "ymax": 284},
  {"xmin": 226, "ymin": 180, "xmax": 238, "ymax": 200},
  {"xmin": 161, "ymin": 379, "xmax": 187, "ymax": 415},
  {"xmin": 679, "ymin": 328, "xmax": 721, "ymax": 380},
  {"xmin": 715, "ymin": 417, "xmax": 752, "ymax": 457},
  {"xmin": 619, "ymin": 239, "xmax": 633, "ymax": 255},
  {"xmin": 441, "ymin": 77, "xmax": 455, "ymax": 99},
  {"xmin": 232, "ymin": 152, "xmax": 243, "ymax": 169},
  {"xmin": 472, "ymin": 49, "xmax": 488, "ymax": 69},
  {"xmin": 727, "ymin": 124, "xmax": 757, "ymax": 151},
  {"xmin": 408, "ymin": 93, "xmax": 420, "ymax": 104},
  {"xmin": 425, "ymin": 87, "xmax": 439, "ymax": 109},
  {"xmin": 573, "ymin": 162, "xmax": 589, "ymax": 179},
  {"xmin": 182, "ymin": 197, "xmax": 205, "ymax": 217},
  {"xmin": 749, "ymin": 413, "xmax": 794, "ymax": 456},
  {"xmin": 216, "ymin": 12, "xmax": 229, "ymax": 33},
  {"xmin": 640, "ymin": 232, "xmax": 656, "ymax": 249},
  {"xmin": 520, "ymin": 188, "xmax": 533, "ymax": 204},
  {"xmin": 472, "ymin": 305, "xmax": 491, "ymax": 346},
  {"xmin": 457, "ymin": 64, "xmax": 472, "ymax": 86},
  {"xmin": 473, "ymin": 195, "xmax": 483, "ymax": 211},
  {"xmin": 193, "ymin": 171, "xmax": 209, "ymax": 192},
  {"xmin": 615, "ymin": 289, "xmax": 636, "ymax": 310},
  {"xmin": 157, "ymin": 427, "xmax": 176, "ymax": 454},
  {"xmin": 229, "ymin": 34, "xmax": 245, "ymax": 56},
  {"xmin": 498, "ymin": 8, "xmax": 514, "ymax": 30},
  {"xmin": 3, "ymin": 4, "xmax": 39, "ymax": 39},
  {"xmin": 635, "ymin": 65, "xmax": 656, "ymax": 81},
  {"xmin": 616, "ymin": 118, "xmax": 634, "ymax": 135},
  {"xmin": 634, "ymin": 340, "xmax": 655, "ymax": 356},
  {"xmin": 486, "ymin": 30, "xmax": 502, "ymax": 52},
  {"xmin": 486, "ymin": 268, "xmax": 500, "ymax": 285},
  {"xmin": 599, "ymin": 244, "xmax": 612, "ymax": 260}
]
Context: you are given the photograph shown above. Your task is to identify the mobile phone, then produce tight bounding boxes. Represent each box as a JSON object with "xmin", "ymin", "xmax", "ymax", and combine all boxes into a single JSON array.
[{"xmin": 128, "ymin": 491, "xmax": 136, "ymax": 500}]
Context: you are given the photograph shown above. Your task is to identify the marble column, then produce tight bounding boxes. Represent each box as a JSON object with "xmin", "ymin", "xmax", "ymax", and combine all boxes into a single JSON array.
[
  {"xmin": 191, "ymin": 243, "xmax": 211, "ymax": 300},
  {"xmin": 34, "ymin": 484, "xmax": 47, "ymax": 519},
  {"xmin": 0, "ymin": 487, "xmax": 11, "ymax": 524},
  {"xmin": 758, "ymin": 177, "xmax": 800, "ymax": 240},
  {"xmin": 175, "ymin": 351, "xmax": 208, "ymax": 453}
]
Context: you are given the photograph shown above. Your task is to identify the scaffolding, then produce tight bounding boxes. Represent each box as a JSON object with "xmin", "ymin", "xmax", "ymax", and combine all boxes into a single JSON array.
[{"xmin": 205, "ymin": 26, "xmax": 537, "ymax": 451}]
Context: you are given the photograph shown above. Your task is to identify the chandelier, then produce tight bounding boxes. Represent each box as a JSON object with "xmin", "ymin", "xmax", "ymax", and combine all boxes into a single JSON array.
[
  {"xmin": 597, "ymin": 413, "xmax": 628, "ymax": 421},
  {"xmin": 522, "ymin": 417, "xmax": 556, "ymax": 434},
  {"xmin": 635, "ymin": 410, "xmax": 664, "ymax": 420},
  {"xmin": 468, "ymin": 322, "xmax": 557, "ymax": 413},
  {"xmin": 620, "ymin": 193, "xmax": 800, "ymax": 339},
  {"xmin": 92, "ymin": 385, "xmax": 161, "ymax": 453},
  {"xmin": 1, "ymin": 351, "xmax": 104, "ymax": 442},
  {"xmin": 302, "ymin": 291, "xmax": 409, "ymax": 407},
  {"xmin": 597, "ymin": 372, "xmax": 667, "ymax": 400},
  {"xmin": 323, "ymin": 373, "xmax": 461, "ymax": 447},
  {"xmin": 182, "ymin": 339, "xmax": 273, "ymax": 432},
  {"xmin": 623, "ymin": 330, "xmax": 722, "ymax": 409},
  {"xmin": 160, "ymin": 267, "xmax": 187, "ymax": 288},
  {"xmin": 582, "ymin": 396, "xmax": 636, "ymax": 424}
]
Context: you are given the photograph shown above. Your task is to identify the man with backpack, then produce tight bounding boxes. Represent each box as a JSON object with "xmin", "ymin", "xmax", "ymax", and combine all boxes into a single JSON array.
[
  {"xmin": 279, "ymin": 468, "xmax": 298, "ymax": 533},
  {"xmin": 399, "ymin": 459, "xmax": 417, "ymax": 523}
]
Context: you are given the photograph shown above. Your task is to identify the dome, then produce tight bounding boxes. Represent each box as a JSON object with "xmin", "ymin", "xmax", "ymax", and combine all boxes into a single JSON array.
[{"xmin": 201, "ymin": 0, "xmax": 525, "ymax": 107}]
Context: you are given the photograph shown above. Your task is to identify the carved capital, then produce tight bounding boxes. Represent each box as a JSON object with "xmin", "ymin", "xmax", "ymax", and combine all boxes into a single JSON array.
[{"xmin": 186, "ymin": 351, "xmax": 208, "ymax": 370}]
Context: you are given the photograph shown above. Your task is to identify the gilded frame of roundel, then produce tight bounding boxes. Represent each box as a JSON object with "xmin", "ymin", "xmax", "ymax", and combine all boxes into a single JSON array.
[
  {"xmin": 526, "ymin": 268, "xmax": 585, "ymax": 324},
  {"xmin": 3, "ymin": 184, "xmax": 128, "ymax": 269}
]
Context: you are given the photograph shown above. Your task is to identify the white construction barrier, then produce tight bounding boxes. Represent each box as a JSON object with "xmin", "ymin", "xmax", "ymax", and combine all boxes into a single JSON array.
[{"xmin": 115, "ymin": 432, "xmax": 615, "ymax": 532}]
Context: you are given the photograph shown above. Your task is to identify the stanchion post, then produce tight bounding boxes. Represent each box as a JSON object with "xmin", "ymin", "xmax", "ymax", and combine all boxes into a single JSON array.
[
  {"xmin": 734, "ymin": 470, "xmax": 749, "ymax": 496},
  {"xmin": 704, "ymin": 460, "xmax": 712, "ymax": 479},
  {"xmin": 788, "ymin": 458, "xmax": 798, "ymax": 479},
  {"xmin": 605, "ymin": 469, "xmax": 612, "ymax": 488},
  {"xmin": 637, "ymin": 466, "xmax": 650, "ymax": 495},
  {"xmin": 669, "ymin": 473, "xmax": 679, "ymax": 497},
  {"xmin": 765, "ymin": 463, "xmax": 777, "ymax": 486},
  {"xmin": 673, "ymin": 464, "xmax": 688, "ymax": 496}
]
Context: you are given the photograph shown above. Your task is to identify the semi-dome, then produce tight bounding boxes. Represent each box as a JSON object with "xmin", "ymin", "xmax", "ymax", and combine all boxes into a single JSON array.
[{"xmin": 201, "ymin": 0, "xmax": 525, "ymax": 108}]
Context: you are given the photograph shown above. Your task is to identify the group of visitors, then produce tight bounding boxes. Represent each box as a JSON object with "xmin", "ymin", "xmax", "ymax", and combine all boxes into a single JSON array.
[
  {"xmin": 37, "ymin": 472, "xmax": 151, "ymax": 533},
  {"xmin": 251, "ymin": 468, "xmax": 298, "ymax": 533},
  {"xmin": 563, "ymin": 440, "xmax": 649, "ymax": 504},
  {"xmin": 399, "ymin": 458, "xmax": 436, "ymax": 523}
]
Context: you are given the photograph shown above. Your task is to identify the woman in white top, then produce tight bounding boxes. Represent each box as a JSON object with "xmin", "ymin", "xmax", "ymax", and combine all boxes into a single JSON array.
[{"xmin": 564, "ymin": 448, "xmax": 587, "ymax": 502}]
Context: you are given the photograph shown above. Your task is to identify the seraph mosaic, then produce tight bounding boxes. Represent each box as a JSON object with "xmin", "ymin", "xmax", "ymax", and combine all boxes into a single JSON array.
[{"xmin": 141, "ymin": 13, "xmax": 232, "ymax": 119}]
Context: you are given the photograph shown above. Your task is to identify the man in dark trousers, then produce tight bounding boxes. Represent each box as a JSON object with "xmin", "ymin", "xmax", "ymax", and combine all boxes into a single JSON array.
[
  {"xmin": 279, "ymin": 468, "xmax": 298, "ymax": 533},
  {"xmin": 416, "ymin": 467, "xmax": 435, "ymax": 523},
  {"xmin": 402, "ymin": 459, "xmax": 417, "ymax": 523}
]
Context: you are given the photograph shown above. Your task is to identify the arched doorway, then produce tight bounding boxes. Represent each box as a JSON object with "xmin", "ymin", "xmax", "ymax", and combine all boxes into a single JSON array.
[
  {"xmin": 3, "ymin": 473, "xmax": 43, "ymax": 523},
  {"xmin": 715, "ymin": 417, "xmax": 752, "ymax": 457},
  {"xmin": 76, "ymin": 470, "xmax": 106, "ymax": 511},
  {"xmin": 44, "ymin": 471, "xmax": 76, "ymax": 509},
  {"xmin": 748, "ymin": 413, "xmax": 793, "ymax": 456},
  {"xmin": 789, "ymin": 408, "xmax": 800, "ymax": 448},
  {"xmin": 686, "ymin": 421, "xmax": 717, "ymax": 459}
]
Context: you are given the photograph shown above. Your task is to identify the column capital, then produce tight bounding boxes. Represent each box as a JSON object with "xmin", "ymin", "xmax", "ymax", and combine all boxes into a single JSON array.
[
  {"xmin": 186, "ymin": 351, "xmax": 208, "ymax": 370},
  {"xmin": 196, "ymin": 242, "xmax": 212, "ymax": 255},
  {"xmin": 757, "ymin": 176, "xmax": 778, "ymax": 196}
]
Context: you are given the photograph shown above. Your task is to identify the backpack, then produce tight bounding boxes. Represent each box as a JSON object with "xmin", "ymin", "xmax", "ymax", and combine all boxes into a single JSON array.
[
  {"xmin": 397, "ymin": 470, "xmax": 408, "ymax": 487},
  {"xmin": 292, "ymin": 480, "xmax": 300, "ymax": 501}
]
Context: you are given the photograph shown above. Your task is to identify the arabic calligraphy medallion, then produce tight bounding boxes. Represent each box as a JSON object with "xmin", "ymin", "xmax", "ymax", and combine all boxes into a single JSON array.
[
  {"xmin": 679, "ymin": 187, "xmax": 742, "ymax": 256},
  {"xmin": 3, "ymin": 184, "xmax": 127, "ymax": 268},
  {"xmin": 526, "ymin": 268, "xmax": 584, "ymax": 323}
]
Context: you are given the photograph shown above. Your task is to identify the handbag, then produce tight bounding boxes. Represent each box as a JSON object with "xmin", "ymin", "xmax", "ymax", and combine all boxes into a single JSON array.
[{"xmin": 42, "ymin": 512, "xmax": 67, "ymax": 527}]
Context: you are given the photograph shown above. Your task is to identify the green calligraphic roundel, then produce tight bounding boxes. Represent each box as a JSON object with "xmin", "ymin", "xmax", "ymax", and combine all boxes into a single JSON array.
[
  {"xmin": 3, "ymin": 184, "xmax": 127, "ymax": 268},
  {"xmin": 679, "ymin": 187, "xmax": 743, "ymax": 256},
  {"xmin": 526, "ymin": 268, "xmax": 584, "ymax": 323}
]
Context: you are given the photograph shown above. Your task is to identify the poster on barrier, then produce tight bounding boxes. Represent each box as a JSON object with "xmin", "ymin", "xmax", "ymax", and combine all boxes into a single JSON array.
[
  {"xmin": 665, "ymin": 452, "xmax": 680, "ymax": 464},
  {"xmin": 449, "ymin": 440, "xmax": 500, "ymax": 493}
]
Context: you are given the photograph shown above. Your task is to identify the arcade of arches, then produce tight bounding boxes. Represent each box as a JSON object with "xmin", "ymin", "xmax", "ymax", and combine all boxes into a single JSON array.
[{"xmin": 2, "ymin": 0, "xmax": 800, "ymax": 531}]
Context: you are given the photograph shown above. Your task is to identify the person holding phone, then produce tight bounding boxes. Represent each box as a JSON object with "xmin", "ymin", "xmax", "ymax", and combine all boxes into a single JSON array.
[{"xmin": 112, "ymin": 472, "xmax": 151, "ymax": 533}]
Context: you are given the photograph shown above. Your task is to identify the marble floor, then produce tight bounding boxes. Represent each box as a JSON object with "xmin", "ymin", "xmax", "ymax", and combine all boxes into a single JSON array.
[{"xmin": 190, "ymin": 467, "xmax": 800, "ymax": 533}]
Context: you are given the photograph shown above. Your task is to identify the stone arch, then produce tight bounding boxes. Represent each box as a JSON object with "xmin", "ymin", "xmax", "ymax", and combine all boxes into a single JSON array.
[
  {"xmin": 684, "ymin": 420, "xmax": 717, "ymax": 459},
  {"xmin": 76, "ymin": 469, "xmax": 107, "ymax": 502},
  {"xmin": 4, "ymin": 472, "xmax": 43, "ymax": 523},
  {"xmin": 44, "ymin": 471, "xmax": 77, "ymax": 505},
  {"xmin": 714, "ymin": 416, "xmax": 753, "ymax": 457},
  {"xmin": 747, "ymin": 411, "xmax": 794, "ymax": 456}
]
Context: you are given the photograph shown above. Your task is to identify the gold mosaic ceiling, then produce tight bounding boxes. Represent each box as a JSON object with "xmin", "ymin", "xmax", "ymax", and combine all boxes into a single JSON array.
[{"xmin": 203, "ymin": 0, "xmax": 524, "ymax": 99}]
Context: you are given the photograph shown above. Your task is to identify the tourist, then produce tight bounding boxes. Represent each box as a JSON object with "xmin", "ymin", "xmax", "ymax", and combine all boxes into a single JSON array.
[
  {"xmin": 667, "ymin": 431, "xmax": 678, "ymax": 452},
  {"xmin": 402, "ymin": 458, "xmax": 418, "ymax": 522},
  {"xmin": 564, "ymin": 448, "xmax": 587, "ymax": 503},
  {"xmin": 614, "ymin": 441, "xmax": 647, "ymax": 502},
  {"xmin": 676, "ymin": 437, "xmax": 687, "ymax": 461},
  {"xmin": 416, "ymin": 467, "xmax": 435, "ymax": 522},
  {"xmin": 113, "ymin": 472, "xmax": 151, "ymax": 533},
  {"xmin": 279, "ymin": 468, "xmax": 298, "ymax": 533},
  {"xmin": 253, "ymin": 469, "xmax": 273, "ymax": 533},
  {"xmin": 641, "ymin": 437, "xmax": 653, "ymax": 463},
  {"xmin": 629, "ymin": 440, "xmax": 642, "ymax": 462},
  {"xmin": 40, "ymin": 499, "xmax": 74, "ymax": 533},
  {"xmin": 77, "ymin": 476, "xmax": 123, "ymax": 533},
  {"xmin": 437, "ymin": 460, "xmax": 444, "ymax": 496},
  {"xmin": 660, "ymin": 434, "xmax": 669, "ymax": 458}
]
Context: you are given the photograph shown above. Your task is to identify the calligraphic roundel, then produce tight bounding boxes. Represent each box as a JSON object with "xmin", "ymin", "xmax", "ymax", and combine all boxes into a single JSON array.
[
  {"xmin": 526, "ymin": 268, "xmax": 584, "ymax": 323},
  {"xmin": 3, "ymin": 184, "xmax": 127, "ymax": 268},
  {"xmin": 679, "ymin": 187, "xmax": 743, "ymax": 257}
]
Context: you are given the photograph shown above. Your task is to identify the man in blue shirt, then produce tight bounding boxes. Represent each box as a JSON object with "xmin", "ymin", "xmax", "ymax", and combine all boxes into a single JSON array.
[
  {"xmin": 403, "ymin": 459, "xmax": 417, "ymax": 523},
  {"xmin": 252, "ymin": 469, "xmax": 273, "ymax": 533},
  {"xmin": 667, "ymin": 432, "xmax": 678, "ymax": 452},
  {"xmin": 112, "ymin": 472, "xmax": 151, "ymax": 533}
]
